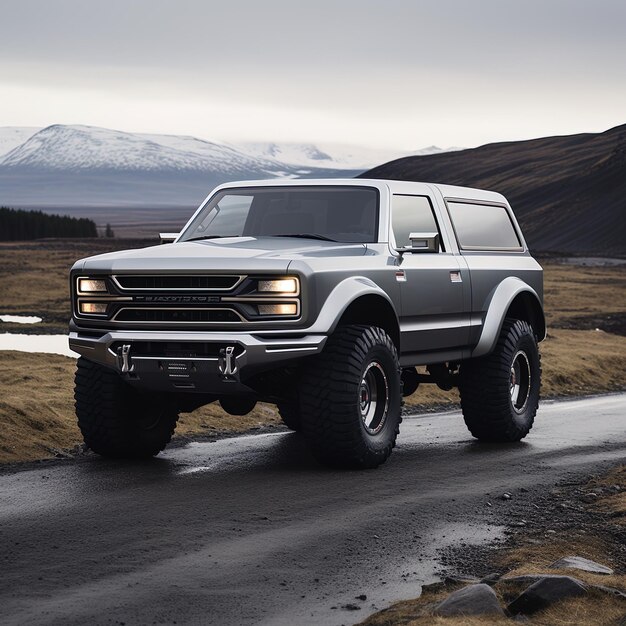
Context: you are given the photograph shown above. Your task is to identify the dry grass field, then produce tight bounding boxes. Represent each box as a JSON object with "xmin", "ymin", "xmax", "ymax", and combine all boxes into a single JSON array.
[
  {"xmin": 0, "ymin": 239, "xmax": 624, "ymax": 463},
  {"xmin": 0, "ymin": 238, "xmax": 152, "ymax": 334}
]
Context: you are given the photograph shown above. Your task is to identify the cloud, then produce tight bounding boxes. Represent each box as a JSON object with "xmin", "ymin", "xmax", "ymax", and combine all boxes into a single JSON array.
[{"xmin": 1, "ymin": 0, "xmax": 625, "ymax": 148}]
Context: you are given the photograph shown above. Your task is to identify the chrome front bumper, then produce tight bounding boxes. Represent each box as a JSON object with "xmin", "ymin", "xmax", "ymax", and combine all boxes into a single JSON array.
[{"xmin": 69, "ymin": 328, "xmax": 327, "ymax": 394}]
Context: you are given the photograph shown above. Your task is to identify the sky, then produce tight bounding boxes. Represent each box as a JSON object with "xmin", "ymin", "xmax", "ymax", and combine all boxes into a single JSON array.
[{"xmin": 1, "ymin": 0, "xmax": 625, "ymax": 150}]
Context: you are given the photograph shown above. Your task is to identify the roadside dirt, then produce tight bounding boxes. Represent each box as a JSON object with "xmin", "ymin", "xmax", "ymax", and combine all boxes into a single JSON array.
[{"xmin": 359, "ymin": 465, "xmax": 626, "ymax": 626}]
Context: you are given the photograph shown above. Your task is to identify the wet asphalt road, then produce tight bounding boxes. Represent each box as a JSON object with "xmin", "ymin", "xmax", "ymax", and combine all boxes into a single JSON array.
[{"xmin": 1, "ymin": 394, "xmax": 625, "ymax": 626}]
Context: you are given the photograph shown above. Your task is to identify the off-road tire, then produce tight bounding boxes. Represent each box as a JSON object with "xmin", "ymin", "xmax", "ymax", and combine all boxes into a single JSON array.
[
  {"xmin": 299, "ymin": 325, "xmax": 402, "ymax": 469},
  {"xmin": 75, "ymin": 357, "xmax": 178, "ymax": 458},
  {"xmin": 459, "ymin": 318, "xmax": 541, "ymax": 442},
  {"xmin": 277, "ymin": 402, "xmax": 301, "ymax": 431}
]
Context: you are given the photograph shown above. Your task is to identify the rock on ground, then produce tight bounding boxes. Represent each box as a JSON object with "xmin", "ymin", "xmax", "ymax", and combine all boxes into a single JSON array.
[
  {"xmin": 550, "ymin": 556, "xmax": 614, "ymax": 575},
  {"xmin": 508, "ymin": 576, "xmax": 588, "ymax": 615},
  {"xmin": 434, "ymin": 583, "xmax": 505, "ymax": 617}
]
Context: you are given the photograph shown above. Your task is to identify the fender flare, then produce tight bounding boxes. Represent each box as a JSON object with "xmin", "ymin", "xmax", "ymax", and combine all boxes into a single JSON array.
[
  {"xmin": 472, "ymin": 277, "xmax": 545, "ymax": 358},
  {"xmin": 307, "ymin": 276, "xmax": 399, "ymax": 335}
]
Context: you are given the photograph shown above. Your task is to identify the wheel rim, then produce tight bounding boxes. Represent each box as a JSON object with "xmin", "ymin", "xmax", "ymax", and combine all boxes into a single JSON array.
[
  {"xmin": 510, "ymin": 350, "xmax": 531, "ymax": 414},
  {"xmin": 359, "ymin": 361, "xmax": 389, "ymax": 435}
]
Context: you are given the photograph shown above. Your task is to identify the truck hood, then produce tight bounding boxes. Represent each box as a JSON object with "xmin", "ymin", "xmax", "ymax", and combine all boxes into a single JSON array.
[{"xmin": 78, "ymin": 237, "xmax": 369, "ymax": 273}]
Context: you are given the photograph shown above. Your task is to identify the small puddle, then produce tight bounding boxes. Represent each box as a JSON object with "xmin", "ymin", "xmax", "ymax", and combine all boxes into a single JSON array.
[
  {"xmin": 0, "ymin": 333, "xmax": 77, "ymax": 358},
  {"xmin": 0, "ymin": 315, "xmax": 43, "ymax": 324}
]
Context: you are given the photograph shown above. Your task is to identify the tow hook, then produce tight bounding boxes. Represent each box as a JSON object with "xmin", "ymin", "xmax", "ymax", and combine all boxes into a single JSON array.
[
  {"xmin": 218, "ymin": 345, "xmax": 238, "ymax": 380},
  {"xmin": 117, "ymin": 344, "xmax": 134, "ymax": 373}
]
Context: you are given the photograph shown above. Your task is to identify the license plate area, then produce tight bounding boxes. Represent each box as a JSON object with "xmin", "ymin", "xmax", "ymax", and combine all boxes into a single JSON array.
[{"xmin": 164, "ymin": 360, "xmax": 193, "ymax": 379}]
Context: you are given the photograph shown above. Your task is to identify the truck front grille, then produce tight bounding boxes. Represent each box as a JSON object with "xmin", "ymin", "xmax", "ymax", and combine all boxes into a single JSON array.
[
  {"xmin": 113, "ymin": 275, "xmax": 243, "ymax": 291},
  {"xmin": 74, "ymin": 273, "xmax": 301, "ymax": 327}
]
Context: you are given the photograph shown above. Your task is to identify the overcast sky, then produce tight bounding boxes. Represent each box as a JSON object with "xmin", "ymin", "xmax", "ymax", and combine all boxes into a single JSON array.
[{"xmin": 1, "ymin": 0, "xmax": 625, "ymax": 149}]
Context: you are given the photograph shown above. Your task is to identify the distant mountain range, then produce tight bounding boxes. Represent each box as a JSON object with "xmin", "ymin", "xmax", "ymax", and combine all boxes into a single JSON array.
[
  {"xmin": 362, "ymin": 124, "xmax": 626, "ymax": 255},
  {"xmin": 1, "ymin": 123, "xmax": 623, "ymax": 253},
  {"xmin": 0, "ymin": 125, "xmax": 456, "ymax": 211}
]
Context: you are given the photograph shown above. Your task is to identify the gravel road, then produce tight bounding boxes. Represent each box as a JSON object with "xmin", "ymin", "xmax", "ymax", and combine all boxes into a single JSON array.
[{"xmin": 1, "ymin": 394, "xmax": 625, "ymax": 626}]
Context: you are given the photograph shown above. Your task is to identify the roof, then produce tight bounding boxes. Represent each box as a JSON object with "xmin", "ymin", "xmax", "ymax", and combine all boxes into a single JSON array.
[{"xmin": 213, "ymin": 178, "xmax": 508, "ymax": 204}]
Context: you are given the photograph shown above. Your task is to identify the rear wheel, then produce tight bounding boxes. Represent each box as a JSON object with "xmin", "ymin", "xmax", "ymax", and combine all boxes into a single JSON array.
[
  {"xmin": 459, "ymin": 318, "xmax": 540, "ymax": 442},
  {"xmin": 75, "ymin": 357, "xmax": 178, "ymax": 458},
  {"xmin": 299, "ymin": 325, "xmax": 402, "ymax": 468}
]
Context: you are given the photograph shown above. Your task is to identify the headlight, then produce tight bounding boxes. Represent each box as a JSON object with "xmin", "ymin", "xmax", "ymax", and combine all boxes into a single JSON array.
[
  {"xmin": 257, "ymin": 303, "xmax": 298, "ymax": 316},
  {"xmin": 79, "ymin": 302, "xmax": 108, "ymax": 315},
  {"xmin": 78, "ymin": 278, "xmax": 108, "ymax": 293},
  {"xmin": 257, "ymin": 278, "xmax": 298, "ymax": 294}
]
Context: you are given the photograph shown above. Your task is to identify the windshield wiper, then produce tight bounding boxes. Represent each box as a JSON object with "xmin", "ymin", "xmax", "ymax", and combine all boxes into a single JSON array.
[
  {"xmin": 274, "ymin": 233, "xmax": 337, "ymax": 242},
  {"xmin": 185, "ymin": 235, "xmax": 233, "ymax": 242}
]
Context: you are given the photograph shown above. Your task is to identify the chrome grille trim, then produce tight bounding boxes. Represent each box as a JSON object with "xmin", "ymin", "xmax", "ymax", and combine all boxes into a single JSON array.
[{"xmin": 111, "ymin": 274, "xmax": 246, "ymax": 292}]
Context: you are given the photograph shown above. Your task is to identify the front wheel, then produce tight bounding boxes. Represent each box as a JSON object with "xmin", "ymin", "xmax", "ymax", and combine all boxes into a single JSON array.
[
  {"xmin": 299, "ymin": 325, "xmax": 402, "ymax": 469},
  {"xmin": 75, "ymin": 357, "xmax": 179, "ymax": 458},
  {"xmin": 277, "ymin": 401, "xmax": 301, "ymax": 431},
  {"xmin": 459, "ymin": 318, "xmax": 541, "ymax": 442}
]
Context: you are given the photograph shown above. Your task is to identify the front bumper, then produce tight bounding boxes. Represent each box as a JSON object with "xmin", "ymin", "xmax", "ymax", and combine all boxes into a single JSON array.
[{"xmin": 69, "ymin": 326, "xmax": 327, "ymax": 394}]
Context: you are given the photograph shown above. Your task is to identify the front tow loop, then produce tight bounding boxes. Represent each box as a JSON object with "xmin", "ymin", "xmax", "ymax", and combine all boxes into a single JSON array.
[
  {"xmin": 218, "ymin": 345, "xmax": 238, "ymax": 380},
  {"xmin": 117, "ymin": 344, "xmax": 134, "ymax": 373}
]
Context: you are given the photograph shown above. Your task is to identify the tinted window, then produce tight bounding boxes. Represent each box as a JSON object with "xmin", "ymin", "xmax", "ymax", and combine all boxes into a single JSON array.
[
  {"xmin": 392, "ymin": 195, "xmax": 440, "ymax": 249},
  {"xmin": 191, "ymin": 194, "xmax": 254, "ymax": 237},
  {"xmin": 181, "ymin": 186, "xmax": 379, "ymax": 243},
  {"xmin": 448, "ymin": 201, "xmax": 522, "ymax": 250}
]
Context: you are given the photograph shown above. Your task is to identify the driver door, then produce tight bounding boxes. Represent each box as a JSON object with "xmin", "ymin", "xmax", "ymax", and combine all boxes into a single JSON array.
[{"xmin": 392, "ymin": 193, "xmax": 470, "ymax": 354}]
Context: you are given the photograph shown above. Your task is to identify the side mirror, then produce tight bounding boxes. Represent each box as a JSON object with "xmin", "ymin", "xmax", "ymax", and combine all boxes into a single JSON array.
[
  {"xmin": 159, "ymin": 232, "xmax": 179, "ymax": 244},
  {"xmin": 396, "ymin": 232, "xmax": 440, "ymax": 254}
]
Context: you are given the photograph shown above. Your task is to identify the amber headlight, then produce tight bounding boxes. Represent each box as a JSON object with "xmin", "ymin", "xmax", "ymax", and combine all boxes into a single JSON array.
[
  {"xmin": 79, "ymin": 302, "xmax": 108, "ymax": 315},
  {"xmin": 257, "ymin": 278, "xmax": 298, "ymax": 294},
  {"xmin": 78, "ymin": 278, "xmax": 108, "ymax": 293}
]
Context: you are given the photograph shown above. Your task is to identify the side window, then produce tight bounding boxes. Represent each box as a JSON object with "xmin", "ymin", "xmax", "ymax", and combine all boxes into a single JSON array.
[
  {"xmin": 391, "ymin": 195, "xmax": 441, "ymax": 250},
  {"xmin": 194, "ymin": 194, "xmax": 253, "ymax": 236},
  {"xmin": 447, "ymin": 201, "xmax": 522, "ymax": 250}
]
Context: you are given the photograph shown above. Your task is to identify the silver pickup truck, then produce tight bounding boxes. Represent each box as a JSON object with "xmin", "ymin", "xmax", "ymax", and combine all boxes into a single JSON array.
[{"xmin": 69, "ymin": 179, "xmax": 545, "ymax": 468}]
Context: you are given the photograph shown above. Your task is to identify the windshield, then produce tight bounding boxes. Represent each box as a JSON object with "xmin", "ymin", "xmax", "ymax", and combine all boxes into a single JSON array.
[{"xmin": 179, "ymin": 186, "xmax": 379, "ymax": 243}]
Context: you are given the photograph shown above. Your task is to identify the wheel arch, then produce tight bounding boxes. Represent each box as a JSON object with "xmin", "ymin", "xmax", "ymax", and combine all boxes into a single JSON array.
[
  {"xmin": 472, "ymin": 277, "xmax": 545, "ymax": 358},
  {"xmin": 308, "ymin": 277, "xmax": 400, "ymax": 350},
  {"xmin": 506, "ymin": 291, "xmax": 546, "ymax": 340},
  {"xmin": 337, "ymin": 294, "xmax": 400, "ymax": 349}
]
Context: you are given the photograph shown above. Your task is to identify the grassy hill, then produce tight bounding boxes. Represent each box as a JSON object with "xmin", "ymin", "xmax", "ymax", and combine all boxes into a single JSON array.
[{"xmin": 361, "ymin": 124, "xmax": 626, "ymax": 255}]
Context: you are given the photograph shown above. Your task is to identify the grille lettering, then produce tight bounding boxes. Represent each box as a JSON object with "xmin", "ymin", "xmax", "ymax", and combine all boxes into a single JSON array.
[{"xmin": 134, "ymin": 295, "xmax": 220, "ymax": 303}]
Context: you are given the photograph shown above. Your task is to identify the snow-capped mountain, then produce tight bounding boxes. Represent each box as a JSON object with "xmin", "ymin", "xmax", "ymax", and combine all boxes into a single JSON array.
[
  {"xmin": 409, "ymin": 145, "xmax": 463, "ymax": 156},
  {"xmin": 0, "ymin": 127, "xmax": 39, "ymax": 158},
  {"xmin": 0, "ymin": 124, "xmax": 460, "ymax": 210},
  {"xmin": 0, "ymin": 125, "xmax": 353, "ymax": 209},
  {"xmin": 0, "ymin": 125, "xmax": 458, "ymax": 171},
  {"xmin": 232, "ymin": 142, "xmax": 422, "ymax": 170},
  {"xmin": 0, "ymin": 125, "xmax": 289, "ymax": 174}
]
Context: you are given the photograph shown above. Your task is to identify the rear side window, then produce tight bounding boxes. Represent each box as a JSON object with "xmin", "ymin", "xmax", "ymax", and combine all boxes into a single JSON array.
[
  {"xmin": 392, "ymin": 195, "xmax": 441, "ymax": 249},
  {"xmin": 447, "ymin": 201, "xmax": 522, "ymax": 250}
]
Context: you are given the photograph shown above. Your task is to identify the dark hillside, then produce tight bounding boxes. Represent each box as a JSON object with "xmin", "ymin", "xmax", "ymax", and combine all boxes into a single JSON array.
[{"xmin": 361, "ymin": 124, "xmax": 626, "ymax": 254}]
